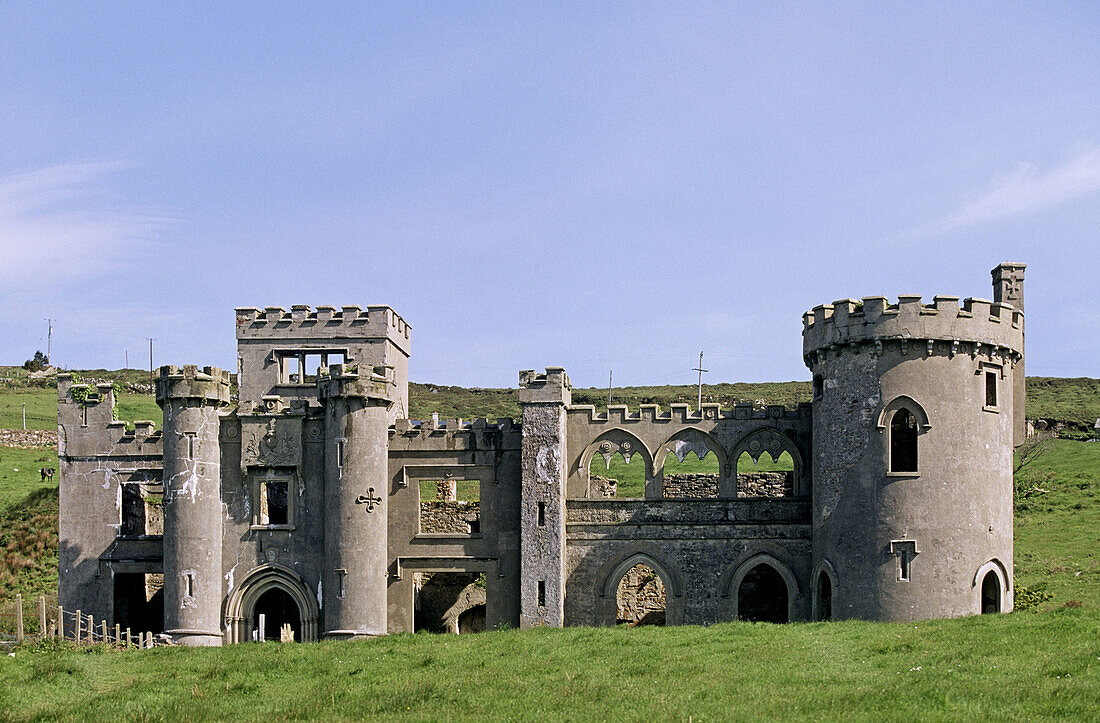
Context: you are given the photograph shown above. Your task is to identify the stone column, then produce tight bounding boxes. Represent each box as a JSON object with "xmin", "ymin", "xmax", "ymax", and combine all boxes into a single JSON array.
[
  {"xmin": 992, "ymin": 262, "xmax": 1026, "ymax": 447},
  {"xmin": 157, "ymin": 365, "xmax": 230, "ymax": 646},
  {"xmin": 519, "ymin": 367, "xmax": 571, "ymax": 628},
  {"xmin": 318, "ymin": 364, "xmax": 393, "ymax": 638}
]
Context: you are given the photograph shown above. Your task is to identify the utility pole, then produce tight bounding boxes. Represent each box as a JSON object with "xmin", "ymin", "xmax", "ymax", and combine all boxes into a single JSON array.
[
  {"xmin": 147, "ymin": 338, "xmax": 155, "ymax": 386},
  {"xmin": 125, "ymin": 350, "xmax": 128, "ymax": 370},
  {"xmin": 45, "ymin": 319, "xmax": 52, "ymax": 365},
  {"xmin": 607, "ymin": 370, "xmax": 613, "ymax": 408},
  {"xmin": 693, "ymin": 351, "xmax": 708, "ymax": 411}
]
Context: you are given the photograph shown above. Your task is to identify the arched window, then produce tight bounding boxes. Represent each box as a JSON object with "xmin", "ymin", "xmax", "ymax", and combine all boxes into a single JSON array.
[
  {"xmin": 738, "ymin": 564, "xmax": 789, "ymax": 623},
  {"xmin": 615, "ymin": 562, "xmax": 667, "ymax": 626},
  {"xmin": 890, "ymin": 408, "xmax": 918, "ymax": 473}
]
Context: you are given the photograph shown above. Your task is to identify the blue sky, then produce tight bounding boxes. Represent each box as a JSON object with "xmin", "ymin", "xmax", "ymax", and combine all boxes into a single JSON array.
[{"xmin": 2, "ymin": 3, "xmax": 1097, "ymax": 388}]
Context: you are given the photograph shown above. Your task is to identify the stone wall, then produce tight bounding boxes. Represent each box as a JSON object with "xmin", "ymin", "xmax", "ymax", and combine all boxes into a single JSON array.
[
  {"xmin": 738, "ymin": 472, "xmax": 793, "ymax": 498},
  {"xmin": 419, "ymin": 500, "xmax": 481, "ymax": 534},
  {"xmin": 663, "ymin": 473, "xmax": 719, "ymax": 498},
  {"xmin": 590, "ymin": 474, "xmax": 618, "ymax": 498},
  {"xmin": 615, "ymin": 563, "xmax": 667, "ymax": 625}
]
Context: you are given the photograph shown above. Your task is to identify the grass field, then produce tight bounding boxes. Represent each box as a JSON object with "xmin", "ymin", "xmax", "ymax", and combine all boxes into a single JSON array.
[{"xmin": 0, "ymin": 372, "xmax": 1098, "ymax": 719}]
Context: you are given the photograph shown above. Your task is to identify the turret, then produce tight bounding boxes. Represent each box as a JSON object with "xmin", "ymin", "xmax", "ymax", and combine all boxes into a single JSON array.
[
  {"xmin": 518, "ymin": 367, "xmax": 571, "ymax": 628},
  {"xmin": 991, "ymin": 263, "xmax": 1026, "ymax": 446},
  {"xmin": 317, "ymin": 363, "xmax": 394, "ymax": 638},
  {"xmin": 156, "ymin": 365, "xmax": 231, "ymax": 646},
  {"xmin": 803, "ymin": 271, "xmax": 1022, "ymax": 622}
]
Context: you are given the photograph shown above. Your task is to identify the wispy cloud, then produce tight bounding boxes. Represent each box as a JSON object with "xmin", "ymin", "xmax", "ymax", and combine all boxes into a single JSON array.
[
  {"xmin": 0, "ymin": 161, "xmax": 171, "ymax": 288},
  {"xmin": 936, "ymin": 148, "xmax": 1100, "ymax": 233}
]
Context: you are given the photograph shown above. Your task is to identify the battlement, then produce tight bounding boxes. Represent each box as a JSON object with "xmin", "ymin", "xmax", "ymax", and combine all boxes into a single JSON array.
[
  {"xmin": 802, "ymin": 294, "xmax": 1023, "ymax": 360},
  {"xmin": 316, "ymin": 362, "xmax": 395, "ymax": 401},
  {"xmin": 566, "ymin": 401, "xmax": 812, "ymax": 423},
  {"xmin": 155, "ymin": 365, "xmax": 232, "ymax": 405},
  {"xmin": 519, "ymin": 367, "xmax": 572, "ymax": 404},
  {"xmin": 235, "ymin": 304, "xmax": 411, "ymax": 355}
]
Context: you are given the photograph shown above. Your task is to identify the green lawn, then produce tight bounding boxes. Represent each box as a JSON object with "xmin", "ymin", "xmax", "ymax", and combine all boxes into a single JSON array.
[
  {"xmin": 1, "ymin": 609, "xmax": 1097, "ymax": 720},
  {"xmin": 0, "ymin": 381, "xmax": 1098, "ymax": 720}
]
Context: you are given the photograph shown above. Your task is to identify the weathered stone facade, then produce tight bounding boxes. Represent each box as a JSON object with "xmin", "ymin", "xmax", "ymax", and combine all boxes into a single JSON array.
[{"xmin": 57, "ymin": 264, "xmax": 1023, "ymax": 643}]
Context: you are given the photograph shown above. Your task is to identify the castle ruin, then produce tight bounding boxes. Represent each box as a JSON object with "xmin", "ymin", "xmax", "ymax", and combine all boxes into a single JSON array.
[{"xmin": 57, "ymin": 263, "xmax": 1025, "ymax": 643}]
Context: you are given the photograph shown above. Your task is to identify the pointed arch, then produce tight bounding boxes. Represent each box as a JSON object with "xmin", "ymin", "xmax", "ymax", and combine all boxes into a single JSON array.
[
  {"xmin": 224, "ymin": 563, "xmax": 319, "ymax": 643},
  {"xmin": 594, "ymin": 545, "xmax": 684, "ymax": 625},
  {"xmin": 811, "ymin": 559, "xmax": 838, "ymax": 621},
  {"xmin": 876, "ymin": 395, "xmax": 931, "ymax": 431},
  {"xmin": 719, "ymin": 552, "xmax": 803, "ymax": 623},
  {"xmin": 877, "ymin": 396, "xmax": 930, "ymax": 475},
  {"xmin": 577, "ymin": 428, "xmax": 655, "ymax": 499},
  {"xmin": 730, "ymin": 429, "xmax": 806, "ymax": 497},
  {"xmin": 972, "ymin": 558, "xmax": 1011, "ymax": 614},
  {"xmin": 654, "ymin": 428, "xmax": 728, "ymax": 498}
]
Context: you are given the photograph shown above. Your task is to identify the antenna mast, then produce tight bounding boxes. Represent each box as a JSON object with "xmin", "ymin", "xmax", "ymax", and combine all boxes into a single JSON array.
[{"xmin": 693, "ymin": 351, "xmax": 708, "ymax": 411}]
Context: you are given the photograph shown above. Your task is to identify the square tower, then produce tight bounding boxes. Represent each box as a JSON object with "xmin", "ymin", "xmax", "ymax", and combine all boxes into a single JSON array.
[{"xmin": 235, "ymin": 305, "xmax": 411, "ymax": 421}]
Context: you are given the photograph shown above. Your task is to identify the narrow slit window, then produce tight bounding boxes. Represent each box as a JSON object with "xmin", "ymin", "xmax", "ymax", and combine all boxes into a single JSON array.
[
  {"xmin": 336, "ymin": 569, "xmax": 347, "ymax": 599},
  {"xmin": 890, "ymin": 408, "xmax": 918, "ymax": 473},
  {"xmin": 537, "ymin": 501, "xmax": 546, "ymax": 527},
  {"xmin": 985, "ymin": 371, "xmax": 997, "ymax": 408},
  {"xmin": 537, "ymin": 580, "xmax": 546, "ymax": 607},
  {"xmin": 813, "ymin": 374, "xmax": 824, "ymax": 400},
  {"xmin": 185, "ymin": 571, "xmax": 195, "ymax": 598}
]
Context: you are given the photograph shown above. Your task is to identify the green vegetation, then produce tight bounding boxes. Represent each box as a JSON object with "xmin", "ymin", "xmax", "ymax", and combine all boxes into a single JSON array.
[
  {"xmin": 1, "ymin": 608, "xmax": 1098, "ymax": 719},
  {"xmin": 0, "ymin": 373, "xmax": 1098, "ymax": 718},
  {"xmin": 418, "ymin": 479, "xmax": 480, "ymax": 502},
  {"xmin": 1026, "ymin": 377, "xmax": 1100, "ymax": 429},
  {"xmin": 595, "ymin": 451, "xmax": 794, "ymax": 498}
]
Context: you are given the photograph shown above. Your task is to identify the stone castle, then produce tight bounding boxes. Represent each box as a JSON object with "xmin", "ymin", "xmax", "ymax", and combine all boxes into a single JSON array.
[{"xmin": 57, "ymin": 263, "xmax": 1025, "ymax": 644}]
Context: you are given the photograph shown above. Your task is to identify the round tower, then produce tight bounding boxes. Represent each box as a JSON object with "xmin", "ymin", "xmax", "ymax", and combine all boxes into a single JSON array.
[
  {"xmin": 317, "ymin": 363, "xmax": 393, "ymax": 638},
  {"xmin": 803, "ymin": 282, "xmax": 1022, "ymax": 621},
  {"xmin": 156, "ymin": 365, "xmax": 231, "ymax": 646}
]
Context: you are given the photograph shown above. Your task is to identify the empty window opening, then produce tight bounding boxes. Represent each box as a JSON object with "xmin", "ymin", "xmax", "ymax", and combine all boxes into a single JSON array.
[
  {"xmin": 279, "ymin": 351, "xmax": 346, "ymax": 385},
  {"xmin": 537, "ymin": 580, "xmax": 546, "ymax": 608},
  {"xmin": 185, "ymin": 432, "xmax": 196, "ymax": 460},
  {"xmin": 185, "ymin": 571, "xmax": 195, "ymax": 599},
  {"xmin": 738, "ymin": 564, "xmax": 789, "ymax": 623},
  {"xmin": 615, "ymin": 563, "xmax": 667, "ymax": 626},
  {"xmin": 817, "ymin": 574, "xmax": 832, "ymax": 622},
  {"xmin": 413, "ymin": 572, "xmax": 487, "ymax": 633},
  {"xmin": 252, "ymin": 587, "xmax": 301, "ymax": 642},
  {"xmin": 80, "ymin": 405, "xmax": 88, "ymax": 426},
  {"xmin": 587, "ymin": 449, "xmax": 642, "ymax": 498},
  {"xmin": 813, "ymin": 374, "xmax": 824, "ymax": 399},
  {"xmin": 418, "ymin": 478, "xmax": 480, "ymax": 535},
  {"xmin": 120, "ymin": 483, "xmax": 146, "ymax": 536},
  {"xmin": 336, "ymin": 439, "xmax": 345, "ymax": 467},
  {"xmin": 259, "ymin": 477, "xmax": 289, "ymax": 525},
  {"xmin": 537, "ymin": 501, "xmax": 546, "ymax": 527},
  {"xmin": 113, "ymin": 573, "xmax": 164, "ymax": 634},
  {"xmin": 981, "ymin": 571, "xmax": 1001, "ymax": 614},
  {"xmin": 336, "ymin": 569, "xmax": 347, "ymax": 600},
  {"xmin": 985, "ymin": 371, "xmax": 998, "ymax": 408},
  {"xmin": 662, "ymin": 444, "xmax": 719, "ymax": 499},
  {"xmin": 890, "ymin": 408, "xmax": 918, "ymax": 473},
  {"xmin": 736, "ymin": 451, "xmax": 795, "ymax": 498}
]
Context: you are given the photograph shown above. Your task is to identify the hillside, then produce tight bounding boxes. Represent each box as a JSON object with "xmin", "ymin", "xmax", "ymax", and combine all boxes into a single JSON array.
[{"xmin": 4, "ymin": 366, "xmax": 1098, "ymax": 428}]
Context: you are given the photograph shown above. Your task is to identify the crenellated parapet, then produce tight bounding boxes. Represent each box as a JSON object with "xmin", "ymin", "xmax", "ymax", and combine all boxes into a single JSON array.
[
  {"xmin": 155, "ymin": 365, "xmax": 231, "ymax": 405},
  {"xmin": 567, "ymin": 402, "xmax": 811, "ymax": 424},
  {"xmin": 316, "ymin": 362, "xmax": 395, "ymax": 403},
  {"xmin": 235, "ymin": 304, "xmax": 410, "ymax": 355},
  {"xmin": 802, "ymin": 295, "xmax": 1023, "ymax": 369},
  {"xmin": 57, "ymin": 374, "xmax": 164, "ymax": 458}
]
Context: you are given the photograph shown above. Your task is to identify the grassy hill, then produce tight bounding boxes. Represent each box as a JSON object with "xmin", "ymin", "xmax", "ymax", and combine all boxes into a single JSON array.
[{"xmin": 0, "ymin": 367, "xmax": 1098, "ymax": 718}]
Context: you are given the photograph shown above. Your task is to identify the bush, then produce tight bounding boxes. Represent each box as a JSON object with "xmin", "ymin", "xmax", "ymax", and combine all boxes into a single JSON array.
[{"xmin": 1014, "ymin": 582, "xmax": 1053, "ymax": 611}]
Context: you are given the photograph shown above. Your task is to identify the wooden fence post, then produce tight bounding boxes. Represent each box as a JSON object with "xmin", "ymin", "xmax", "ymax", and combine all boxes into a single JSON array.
[
  {"xmin": 15, "ymin": 594, "xmax": 24, "ymax": 644},
  {"xmin": 38, "ymin": 596, "xmax": 46, "ymax": 640},
  {"xmin": 126, "ymin": 627, "xmax": 132, "ymax": 647},
  {"xmin": 75, "ymin": 609, "xmax": 82, "ymax": 642},
  {"xmin": 57, "ymin": 606, "xmax": 63, "ymax": 640},
  {"xmin": 87, "ymin": 614, "xmax": 93, "ymax": 644},
  {"xmin": 100, "ymin": 619, "xmax": 107, "ymax": 643}
]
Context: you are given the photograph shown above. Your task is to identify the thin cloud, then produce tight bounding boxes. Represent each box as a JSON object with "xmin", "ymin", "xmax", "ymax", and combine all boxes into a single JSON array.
[
  {"xmin": 938, "ymin": 148, "xmax": 1100, "ymax": 232},
  {"xmin": 0, "ymin": 161, "xmax": 171, "ymax": 288}
]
